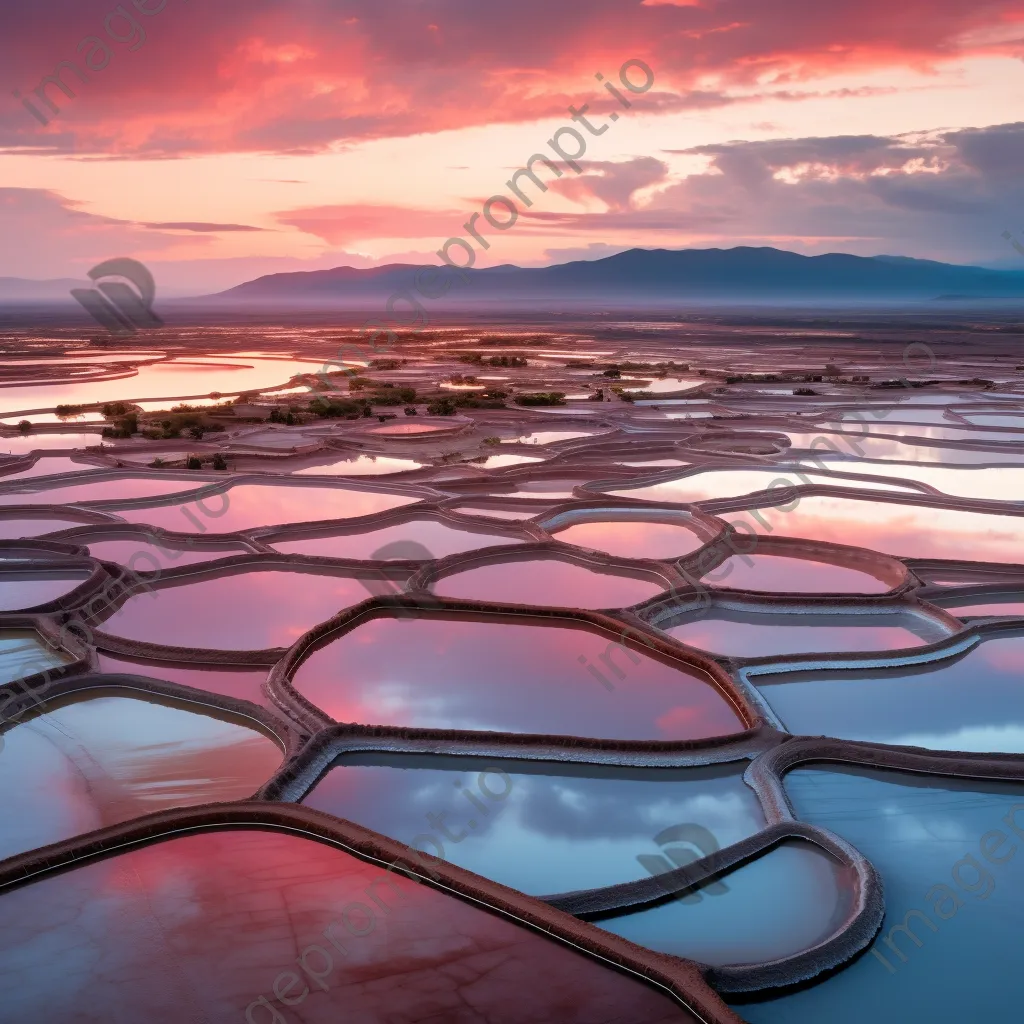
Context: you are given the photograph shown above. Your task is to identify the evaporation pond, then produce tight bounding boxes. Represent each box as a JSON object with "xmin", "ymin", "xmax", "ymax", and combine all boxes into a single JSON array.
[
  {"xmin": 0, "ymin": 694, "xmax": 281, "ymax": 860},
  {"xmin": 293, "ymin": 454, "xmax": 423, "ymax": 475},
  {"xmin": 666, "ymin": 609, "xmax": 944, "ymax": 657},
  {"xmin": 721, "ymin": 497, "xmax": 1024, "ymax": 562},
  {"xmin": 598, "ymin": 839, "xmax": 853, "ymax": 967},
  {"xmin": 0, "ymin": 830, "xmax": 689, "ymax": 1022},
  {"xmin": 0, "ymin": 630, "xmax": 72, "ymax": 683},
  {"xmin": 548, "ymin": 515, "xmax": 708, "ymax": 560},
  {"xmin": 85, "ymin": 537, "xmax": 250, "ymax": 570},
  {"xmin": 432, "ymin": 557, "xmax": 666, "ymax": 608},
  {"xmin": 734, "ymin": 768, "xmax": 1024, "ymax": 1024},
  {"xmin": 0, "ymin": 570, "xmax": 90, "ymax": 609},
  {"xmin": 706, "ymin": 555, "xmax": 894, "ymax": 594},
  {"xmin": 303, "ymin": 754, "xmax": 764, "ymax": 894},
  {"xmin": 292, "ymin": 614, "xmax": 742, "ymax": 740},
  {"xmin": 0, "ymin": 476, "xmax": 201, "ymax": 505},
  {"xmin": 100, "ymin": 569, "xmax": 379, "ymax": 649},
  {"xmin": 271, "ymin": 518, "xmax": 523, "ymax": 559},
  {"xmin": 114, "ymin": 483, "xmax": 418, "ymax": 532},
  {"xmin": 756, "ymin": 634, "xmax": 1024, "ymax": 751},
  {"xmin": 0, "ymin": 517, "xmax": 95, "ymax": 539},
  {"xmin": 0, "ymin": 355, "xmax": 325, "ymax": 415},
  {"xmin": 608, "ymin": 469, "xmax": 918, "ymax": 503}
]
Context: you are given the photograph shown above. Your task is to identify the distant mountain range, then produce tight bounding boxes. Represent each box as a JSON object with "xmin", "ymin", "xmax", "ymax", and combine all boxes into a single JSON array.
[
  {"xmin": 0, "ymin": 277, "xmax": 89, "ymax": 302},
  {"xmin": 198, "ymin": 247, "xmax": 1024, "ymax": 309},
  {"xmin": 6, "ymin": 247, "xmax": 1024, "ymax": 313}
]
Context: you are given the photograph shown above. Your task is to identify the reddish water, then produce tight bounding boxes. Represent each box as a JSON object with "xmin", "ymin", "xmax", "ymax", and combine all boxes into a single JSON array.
[
  {"xmin": 551, "ymin": 516, "xmax": 707, "ymax": 560},
  {"xmin": 293, "ymin": 613, "xmax": 743, "ymax": 740},
  {"xmin": 100, "ymin": 569, "xmax": 378, "ymax": 650},
  {"xmin": 705, "ymin": 554, "xmax": 892, "ymax": 593},
  {"xmin": 433, "ymin": 556, "xmax": 665, "ymax": 608},
  {"xmin": 0, "ymin": 830, "xmax": 692, "ymax": 1022}
]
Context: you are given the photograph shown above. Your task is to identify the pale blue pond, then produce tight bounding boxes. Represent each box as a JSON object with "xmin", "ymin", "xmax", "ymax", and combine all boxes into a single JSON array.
[
  {"xmin": 303, "ymin": 753, "xmax": 764, "ymax": 895},
  {"xmin": 598, "ymin": 838, "xmax": 854, "ymax": 967},
  {"xmin": 755, "ymin": 634, "xmax": 1024, "ymax": 751},
  {"xmin": 732, "ymin": 767, "xmax": 1024, "ymax": 1023}
]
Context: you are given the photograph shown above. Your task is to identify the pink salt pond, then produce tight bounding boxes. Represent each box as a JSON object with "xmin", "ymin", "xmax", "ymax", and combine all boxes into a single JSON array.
[
  {"xmin": 0, "ymin": 830, "xmax": 691, "ymax": 1023},
  {"xmin": 114, "ymin": 482, "xmax": 419, "ymax": 533},
  {"xmin": 704, "ymin": 554, "xmax": 895, "ymax": 594},
  {"xmin": 721, "ymin": 496, "xmax": 1024, "ymax": 563},
  {"xmin": 86, "ymin": 536, "xmax": 250, "ymax": 570},
  {"xmin": 366, "ymin": 421, "xmax": 455, "ymax": 435},
  {"xmin": 432, "ymin": 555, "xmax": 667, "ymax": 609},
  {"xmin": 547, "ymin": 514, "xmax": 709, "ymax": 560},
  {"xmin": 292, "ymin": 614, "xmax": 743, "ymax": 740},
  {"xmin": 99, "ymin": 568, "xmax": 380, "ymax": 650},
  {"xmin": 270, "ymin": 517, "xmax": 523, "ymax": 560},
  {"xmin": 0, "ymin": 475, "xmax": 203, "ymax": 506},
  {"xmin": 0, "ymin": 517, "xmax": 105, "ymax": 539},
  {"xmin": 665, "ymin": 609, "xmax": 949, "ymax": 658}
]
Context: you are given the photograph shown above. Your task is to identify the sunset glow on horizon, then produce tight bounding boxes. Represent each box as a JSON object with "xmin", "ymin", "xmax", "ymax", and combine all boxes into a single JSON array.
[{"xmin": 3, "ymin": 0, "xmax": 1024, "ymax": 292}]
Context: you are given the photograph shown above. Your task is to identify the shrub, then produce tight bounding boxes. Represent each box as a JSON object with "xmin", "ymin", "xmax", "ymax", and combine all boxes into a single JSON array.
[
  {"xmin": 186, "ymin": 456, "xmax": 203, "ymax": 470},
  {"xmin": 309, "ymin": 397, "xmax": 362, "ymax": 419},
  {"xmin": 427, "ymin": 398, "xmax": 457, "ymax": 415},
  {"xmin": 602, "ymin": 368, "xmax": 621, "ymax": 378},
  {"xmin": 55, "ymin": 404, "xmax": 86, "ymax": 418},
  {"xmin": 16, "ymin": 420, "xmax": 31, "ymax": 434},
  {"xmin": 404, "ymin": 406, "xmax": 418, "ymax": 415},
  {"xmin": 212, "ymin": 454, "xmax": 228, "ymax": 470},
  {"xmin": 150, "ymin": 457, "xmax": 164, "ymax": 468},
  {"xmin": 188, "ymin": 425, "xmax": 205, "ymax": 440},
  {"xmin": 514, "ymin": 392, "xmax": 566, "ymax": 407},
  {"xmin": 101, "ymin": 402, "xmax": 129, "ymax": 417},
  {"xmin": 101, "ymin": 413, "xmax": 139, "ymax": 439}
]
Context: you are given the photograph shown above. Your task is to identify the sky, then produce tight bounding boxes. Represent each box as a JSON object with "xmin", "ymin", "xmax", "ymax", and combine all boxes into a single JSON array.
[{"xmin": 3, "ymin": 0, "xmax": 1024, "ymax": 294}]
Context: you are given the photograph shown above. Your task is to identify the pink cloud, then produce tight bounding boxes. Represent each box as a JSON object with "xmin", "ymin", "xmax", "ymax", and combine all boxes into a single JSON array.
[
  {"xmin": 275, "ymin": 204, "xmax": 465, "ymax": 245},
  {"xmin": 2, "ymin": 0, "xmax": 1023, "ymax": 156}
]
